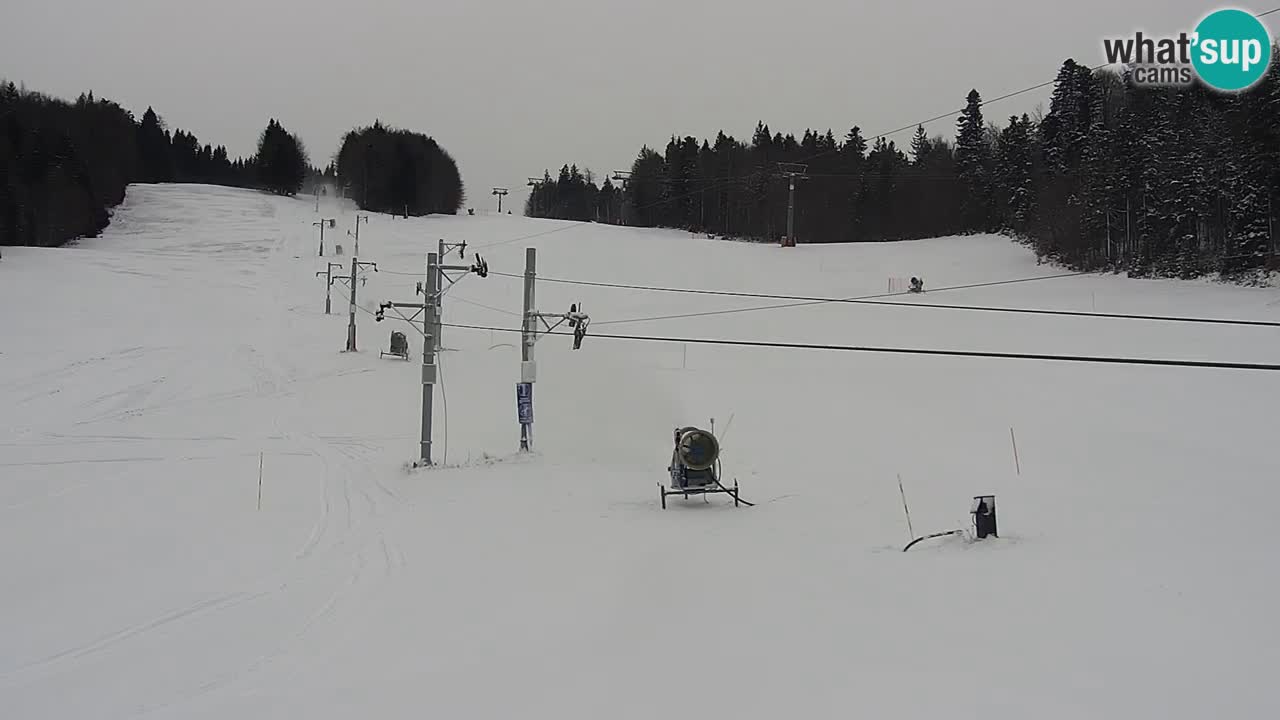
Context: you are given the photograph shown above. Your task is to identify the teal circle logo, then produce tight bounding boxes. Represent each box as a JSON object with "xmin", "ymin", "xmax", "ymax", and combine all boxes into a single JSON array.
[{"xmin": 1191, "ymin": 8, "xmax": 1273, "ymax": 91}]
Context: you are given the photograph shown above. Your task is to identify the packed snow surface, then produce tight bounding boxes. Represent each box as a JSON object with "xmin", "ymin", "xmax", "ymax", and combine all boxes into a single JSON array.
[{"xmin": 2, "ymin": 184, "xmax": 1278, "ymax": 718}]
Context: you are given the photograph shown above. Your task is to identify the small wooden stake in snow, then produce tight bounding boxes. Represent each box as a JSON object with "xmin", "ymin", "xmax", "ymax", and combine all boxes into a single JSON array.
[
  {"xmin": 897, "ymin": 473, "xmax": 915, "ymax": 541},
  {"xmin": 1010, "ymin": 427, "xmax": 1021, "ymax": 475},
  {"xmin": 257, "ymin": 452, "xmax": 264, "ymax": 510}
]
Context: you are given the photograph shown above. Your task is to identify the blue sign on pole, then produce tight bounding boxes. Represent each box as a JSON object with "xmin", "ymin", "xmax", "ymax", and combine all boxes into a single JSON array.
[{"xmin": 516, "ymin": 382, "xmax": 533, "ymax": 425}]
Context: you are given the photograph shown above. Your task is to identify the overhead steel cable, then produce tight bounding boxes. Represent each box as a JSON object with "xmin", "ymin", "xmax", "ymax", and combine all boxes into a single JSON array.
[
  {"xmin": 485, "ymin": 268, "xmax": 1280, "ymax": 329},
  {"xmin": 438, "ymin": 322, "xmax": 1280, "ymax": 373},
  {"xmin": 501, "ymin": 270, "xmax": 1095, "ymax": 326}
]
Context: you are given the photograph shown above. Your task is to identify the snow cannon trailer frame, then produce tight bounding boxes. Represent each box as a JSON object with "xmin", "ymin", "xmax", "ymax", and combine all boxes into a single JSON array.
[{"xmin": 660, "ymin": 426, "xmax": 741, "ymax": 509}]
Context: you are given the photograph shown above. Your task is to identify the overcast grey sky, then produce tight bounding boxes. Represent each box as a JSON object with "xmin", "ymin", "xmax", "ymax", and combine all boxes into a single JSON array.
[{"xmin": 3, "ymin": 0, "xmax": 1276, "ymax": 211}]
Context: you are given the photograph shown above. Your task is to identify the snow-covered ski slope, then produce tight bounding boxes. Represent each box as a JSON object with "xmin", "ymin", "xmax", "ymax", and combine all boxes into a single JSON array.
[{"xmin": 2, "ymin": 183, "xmax": 1279, "ymax": 719}]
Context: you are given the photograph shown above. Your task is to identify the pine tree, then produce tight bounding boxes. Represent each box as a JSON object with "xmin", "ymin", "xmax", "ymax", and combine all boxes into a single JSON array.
[
  {"xmin": 256, "ymin": 119, "xmax": 308, "ymax": 196},
  {"xmin": 955, "ymin": 89, "xmax": 993, "ymax": 232},
  {"xmin": 1114, "ymin": 85, "xmax": 1176, "ymax": 273},
  {"xmin": 910, "ymin": 125, "xmax": 931, "ymax": 165},
  {"xmin": 995, "ymin": 115, "xmax": 1035, "ymax": 233},
  {"xmin": 599, "ymin": 176, "xmax": 618, "ymax": 224},
  {"xmin": 198, "ymin": 144, "xmax": 213, "ymax": 181},
  {"xmin": 136, "ymin": 107, "xmax": 173, "ymax": 183},
  {"xmin": 627, "ymin": 146, "xmax": 666, "ymax": 227},
  {"xmin": 838, "ymin": 127, "xmax": 868, "ymax": 242},
  {"xmin": 1076, "ymin": 72, "xmax": 1125, "ymax": 268},
  {"xmin": 170, "ymin": 129, "xmax": 201, "ymax": 182},
  {"xmin": 711, "ymin": 131, "xmax": 740, "ymax": 236},
  {"xmin": 1041, "ymin": 59, "xmax": 1095, "ymax": 174},
  {"xmin": 1238, "ymin": 46, "xmax": 1280, "ymax": 268},
  {"xmin": 697, "ymin": 140, "xmax": 716, "ymax": 232}
]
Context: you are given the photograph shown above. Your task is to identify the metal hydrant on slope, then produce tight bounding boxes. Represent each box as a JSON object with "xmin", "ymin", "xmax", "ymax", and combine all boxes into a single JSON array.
[
  {"xmin": 972, "ymin": 495, "xmax": 997, "ymax": 538},
  {"xmin": 902, "ymin": 494, "xmax": 999, "ymax": 551}
]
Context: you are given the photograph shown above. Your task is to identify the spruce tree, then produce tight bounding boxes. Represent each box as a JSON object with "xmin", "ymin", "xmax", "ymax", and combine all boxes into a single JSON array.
[
  {"xmin": 1240, "ymin": 46, "xmax": 1280, "ymax": 265},
  {"xmin": 255, "ymin": 119, "xmax": 308, "ymax": 196},
  {"xmin": 838, "ymin": 127, "xmax": 867, "ymax": 241},
  {"xmin": 910, "ymin": 125, "xmax": 931, "ymax": 165},
  {"xmin": 995, "ymin": 115, "xmax": 1035, "ymax": 233},
  {"xmin": 1077, "ymin": 72, "xmax": 1124, "ymax": 268},
  {"xmin": 599, "ymin": 176, "xmax": 617, "ymax": 224},
  {"xmin": 136, "ymin": 107, "xmax": 173, "ymax": 183},
  {"xmin": 627, "ymin": 146, "xmax": 666, "ymax": 227},
  {"xmin": 955, "ymin": 89, "xmax": 993, "ymax": 232},
  {"xmin": 1115, "ymin": 85, "xmax": 1175, "ymax": 273},
  {"xmin": 1042, "ymin": 60, "xmax": 1088, "ymax": 173}
]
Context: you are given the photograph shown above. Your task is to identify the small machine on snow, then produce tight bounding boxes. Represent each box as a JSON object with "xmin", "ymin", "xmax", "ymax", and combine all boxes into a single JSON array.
[
  {"xmin": 660, "ymin": 424, "xmax": 740, "ymax": 508},
  {"xmin": 380, "ymin": 330, "xmax": 410, "ymax": 360}
]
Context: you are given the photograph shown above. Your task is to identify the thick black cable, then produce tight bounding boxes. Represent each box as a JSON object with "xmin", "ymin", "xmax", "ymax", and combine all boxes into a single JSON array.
[
  {"xmin": 715, "ymin": 479, "xmax": 755, "ymax": 507},
  {"xmin": 440, "ymin": 322, "xmax": 1280, "ymax": 373},
  {"xmin": 903, "ymin": 530, "xmax": 962, "ymax": 552},
  {"xmin": 844, "ymin": 298, "xmax": 1280, "ymax": 329},
  {"xmin": 712, "ymin": 458, "xmax": 755, "ymax": 506}
]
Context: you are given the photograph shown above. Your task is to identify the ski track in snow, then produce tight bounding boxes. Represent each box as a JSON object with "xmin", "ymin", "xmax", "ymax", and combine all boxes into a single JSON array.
[
  {"xmin": 0, "ymin": 591, "xmax": 269, "ymax": 688},
  {"xmin": 1, "ymin": 187, "xmax": 415, "ymax": 717}
]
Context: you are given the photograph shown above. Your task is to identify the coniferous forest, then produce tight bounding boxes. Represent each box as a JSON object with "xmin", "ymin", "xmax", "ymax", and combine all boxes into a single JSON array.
[
  {"xmin": 335, "ymin": 122, "xmax": 465, "ymax": 217},
  {"xmin": 0, "ymin": 82, "xmax": 465, "ymax": 248},
  {"xmin": 529, "ymin": 50, "xmax": 1280, "ymax": 280}
]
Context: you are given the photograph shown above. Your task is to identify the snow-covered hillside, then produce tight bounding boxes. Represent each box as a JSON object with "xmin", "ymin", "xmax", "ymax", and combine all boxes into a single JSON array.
[{"xmin": 2, "ymin": 184, "xmax": 1278, "ymax": 719}]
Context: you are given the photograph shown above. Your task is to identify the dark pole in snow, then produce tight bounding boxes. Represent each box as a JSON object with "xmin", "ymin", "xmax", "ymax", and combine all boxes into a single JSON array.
[
  {"xmin": 346, "ymin": 257, "xmax": 358, "ymax": 351},
  {"xmin": 520, "ymin": 247, "xmax": 536, "ymax": 451},
  {"xmin": 777, "ymin": 163, "xmax": 808, "ymax": 246},
  {"xmin": 316, "ymin": 262, "xmax": 343, "ymax": 314},
  {"xmin": 420, "ymin": 252, "xmax": 439, "ymax": 465}
]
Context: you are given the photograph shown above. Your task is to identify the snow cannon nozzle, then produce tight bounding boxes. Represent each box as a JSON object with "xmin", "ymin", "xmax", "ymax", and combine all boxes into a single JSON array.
[{"xmin": 674, "ymin": 427, "xmax": 719, "ymax": 471}]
